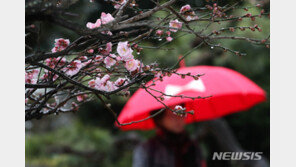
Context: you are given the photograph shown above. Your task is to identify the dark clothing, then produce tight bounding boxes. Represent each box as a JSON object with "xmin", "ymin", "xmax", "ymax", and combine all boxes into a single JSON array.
[{"xmin": 133, "ymin": 130, "xmax": 203, "ymax": 167}]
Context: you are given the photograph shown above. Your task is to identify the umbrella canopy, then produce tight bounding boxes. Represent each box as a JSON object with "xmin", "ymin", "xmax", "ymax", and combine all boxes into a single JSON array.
[{"xmin": 117, "ymin": 66, "xmax": 266, "ymax": 130}]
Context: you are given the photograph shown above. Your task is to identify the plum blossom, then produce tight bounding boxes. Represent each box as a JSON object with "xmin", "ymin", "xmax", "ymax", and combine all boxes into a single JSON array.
[
  {"xmin": 71, "ymin": 102, "xmax": 79, "ymax": 111},
  {"xmin": 185, "ymin": 15, "xmax": 198, "ymax": 21},
  {"xmin": 86, "ymin": 19, "xmax": 101, "ymax": 29},
  {"xmin": 157, "ymin": 72, "xmax": 163, "ymax": 78},
  {"xmin": 180, "ymin": 4, "xmax": 191, "ymax": 13},
  {"xmin": 180, "ymin": 4, "xmax": 198, "ymax": 21},
  {"xmin": 104, "ymin": 54, "xmax": 117, "ymax": 68},
  {"xmin": 99, "ymin": 42, "xmax": 112, "ymax": 55},
  {"xmin": 169, "ymin": 19, "xmax": 182, "ymax": 32},
  {"xmin": 100, "ymin": 74, "xmax": 111, "ymax": 84},
  {"xmin": 51, "ymin": 38, "xmax": 70, "ymax": 53},
  {"xmin": 64, "ymin": 60, "xmax": 83, "ymax": 76},
  {"xmin": 174, "ymin": 105, "xmax": 185, "ymax": 111},
  {"xmin": 117, "ymin": 41, "xmax": 134, "ymax": 61},
  {"xmin": 88, "ymin": 79, "xmax": 96, "ymax": 88},
  {"xmin": 106, "ymin": 42, "xmax": 112, "ymax": 53},
  {"xmin": 41, "ymin": 72, "xmax": 59, "ymax": 81},
  {"xmin": 101, "ymin": 12, "xmax": 115, "ymax": 25},
  {"xmin": 166, "ymin": 36, "xmax": 173, "ymax": 42},
  {"xmin": 25, "ymin": 69, "xmax": 40, "ymax": 84},
  {"xmin": 94, "ymin": 55, "xmax": 104, "ymax": 62},
  {"xmin": 93, "ymin": 74, "xmax": 110, "ymax": 89},
  {"xmin": 115, "ymin": 77, "xmax": 126, "ymax": 87},
  {"xmin": 83, "ymin": 59, "xmax": 92, "ymax": 66},
  {"xmin": 78, "ymin": 56, "xmax": 88, "ymax": 61},
  {"xmin": 89, "ymin": 75, "xmax": 117, "ymax": 92},
  {"xmin": 87, "ymin": 49, "xmax": 94, "ymax": 53},
  {"xmin": 101, "ymin": 30, "xmax": 113, "ymax": 36},
  {"xmin": 173, "ymin": 105, "xmax": 187, "ymax": 117},
  {"xmin": 45, "ymin": 57, "xmax": 67, "ymax": 69},
  {"xmin": 125, "ymin": 59, "xmax": 140, "ymax": 72},
  {"xmin": 104, "ymin": 81, "xmax": 117, "ymax": 92},
  {"xmin": 77, "ymin": 94, "xmax": 88, "ymax": 102},
  {"xmin": 156, "ymin": 30, "xmax": 164, "ymax": 36},
  {"xmin": 114, "ymin": 0, "xmax": 127, "ymax": 9},
  {"xmin": 116, "ymin": 56, "xmax": 122, "ymax": 61}
]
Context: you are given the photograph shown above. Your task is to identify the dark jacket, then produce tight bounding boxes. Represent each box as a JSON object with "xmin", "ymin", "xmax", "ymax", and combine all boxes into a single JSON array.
[{"xmin": 133, "ymin": 130, "xmax": 204, "ymax": 167}]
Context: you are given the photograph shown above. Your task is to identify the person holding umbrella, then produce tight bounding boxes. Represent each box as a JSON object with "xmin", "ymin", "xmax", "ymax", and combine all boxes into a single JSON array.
[
  {"xmin": 116, "ymin": 66, "xmax": 266, "ymax": 167},
  {"xmin": 133, "ymin": 105, "xmax": 205, "ymax": 167}
]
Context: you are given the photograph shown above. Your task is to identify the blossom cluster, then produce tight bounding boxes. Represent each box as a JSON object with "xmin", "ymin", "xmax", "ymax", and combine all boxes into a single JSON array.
[
  {"xmin": 25, "ymin": 69, "xmax": 40, "ymax": 84},
  {"xmin": 155, "ymin": 5, "xmax": 198, "ymax": 42},
  {"xmin": 85, "ymin": 41, "xmax": 143, "ymax": 93},
  {"xmin": 86, "ymin": 12, "xmax": 115, "ymax": 35},
  {"xmin": 180, "ymin": 5, "xmax": 199, "ymax": 21},
  {"xmin": 88, "ymin": 75, "xmax": 130, "ymax": 93},
  {"xmin": 51, "ymin": 38, "xmax": 70, "ymax": 53}
]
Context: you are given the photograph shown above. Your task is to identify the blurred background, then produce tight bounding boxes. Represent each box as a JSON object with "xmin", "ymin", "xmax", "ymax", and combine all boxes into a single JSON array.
[{"xmin": 25, "ymin": 0, "xmax": 270, "ymax": 166}]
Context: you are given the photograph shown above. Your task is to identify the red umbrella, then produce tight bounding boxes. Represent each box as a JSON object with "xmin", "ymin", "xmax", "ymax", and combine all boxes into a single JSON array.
[{"xmin": 117, "ymin": 66, "xmax": 266, "ymax": 130}]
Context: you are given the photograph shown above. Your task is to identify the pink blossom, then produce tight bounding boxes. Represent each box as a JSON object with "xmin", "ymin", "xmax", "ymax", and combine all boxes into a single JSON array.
[
  {"xmin": 77, "ymin": 94, "xmax": 88, "ymax": 102},
  {"xmin": 155, "ymin": 71, "xmax": 162, "ymax": 78},
  {"xmin": 86, "ymin": 19, "xmax": 102, "ymax": 29},
  {"xmin": 25, "ymin": 69, "xmax": 40, "ymax": 84},
  {"xmin": 180, "ymin": 4, "xmax": 191, "ymax": 13},
  {"xmin": 88, "ymin": 79, "xmax": 96, "ymax": 88},
  {"xmin": 101, "ymin": 31, "xmax": 113, "ymax": 36},
  {"xmin": 95, "ymin": 55, "xmax": 104, "ymax": 62},
  {"xmin": 185, "ymin": 15, "xmax": 198, "ymax": 21},
  {"xmin": 104, "ymin": 81, "xmax": 117, "ymax": 92},
  {"xmin": 174, "ymin": 105, "xmax": 185, "ymax": 111},
  {"xmin": 41, "ymin": 72, "xmax": 59, "ymax": 81},
  {"xmin": 115, "ymin": 78, "xmax": 126, "ymax": 87},
  {"xmin": 100, "ymin": 74, "xmax": 110, "ymax": 84},
  {"xmin": 99, "ymin": 42, "xmax": 112, "ymax": 55},
  {"xmin": 156, "ymin": 30, "xmax": 163, "ymax": 36},
  {"xmin": 64, "ymin": 60, "xmax": 83, "ymax": 76},
  {"xmin": 101, "ymin": 12, "xmax": 115, "ymax": 24},
  {"xmin": 51, "ymin": 38, "xmax": 70, "ymax": 52},
  {"xmin": 125, "ymin": 59, "xmax": 140, "ymax": 72},
  {"xmin": 87, "ymin": 49, "xmax": 94, "ymax": 53},
  {"xmin": 71, "ymin": 102, "xmax": 79, "ymax": 110},
  {"xmin": 45, "ymin": 57, "xmax": 67, "ymax": 69},
  {"xmin": 114, "ymin": 0, "xmax": 127, "ymax": 9},
  {"xmin": 55, "ymin": 38, "xmax": 70, "ymax": 47},
  {"xmin": 117, "ymin": 41, "xmax": 133, "ymax": 61},
  {"xmin": 166, "ymin": 36, "xmax": 173, "ymax": 42},
  {"xmin": 104, "ymin": 54, "xmax": 117, "ymax": 68},
  {"xmin": 92, "ymin": 75, "xmax": 116, "ymax": 92},
  {"xmin": 174, "ymin": 105, "xmax": 186, "ymax": 116},
  {"xmin": 180, "ymin": 4, "xmax": 198, "ymax": 21},
  {"xmin": 83, "ymin": 59, "xmax": 92, "ymax": 66},
  {"xmin": 166, "ymin": 31, "xmax": 171, "ymax": 36},
  {"xmin": 169, "ymin": 19, "xmax": 182, "ymax": 32},
  {"xmin": 78, "ymin": 56, "xmax": 88, "ymax": 61},
  {"xmin": 106, "ymin": 42, "xmax": 112, "ymax": 53}
]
